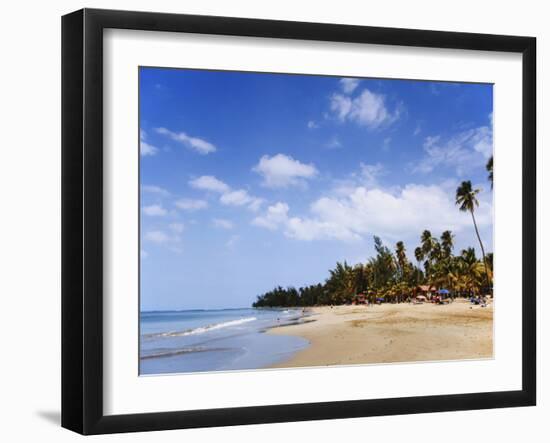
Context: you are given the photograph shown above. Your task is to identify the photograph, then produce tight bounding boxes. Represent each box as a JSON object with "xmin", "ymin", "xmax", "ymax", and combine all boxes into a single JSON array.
[{"xmin": 138, "ymin": 67, "xmax": 494, "ymax": 375}]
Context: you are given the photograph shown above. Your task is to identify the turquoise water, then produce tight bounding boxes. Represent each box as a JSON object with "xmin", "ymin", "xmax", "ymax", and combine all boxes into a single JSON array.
[{"xmin": 140, "ymin": 308, "xmax": 310, "ymax": 375}]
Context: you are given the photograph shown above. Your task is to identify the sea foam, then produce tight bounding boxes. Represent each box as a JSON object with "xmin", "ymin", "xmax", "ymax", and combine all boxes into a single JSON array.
[{"xmin": 147, "ymin": 316, "xmax": 258, "ymax": 338}]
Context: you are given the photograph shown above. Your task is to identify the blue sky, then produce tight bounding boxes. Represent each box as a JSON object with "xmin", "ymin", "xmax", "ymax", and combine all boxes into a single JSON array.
[{"xmin": 139, "ymin": 67, "xmax": 493, "ymax": 311}]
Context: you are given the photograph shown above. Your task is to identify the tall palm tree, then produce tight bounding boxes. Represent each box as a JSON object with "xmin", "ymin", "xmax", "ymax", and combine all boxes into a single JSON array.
[
  {"xmin": 455, "ymin": 181, "xmax": 491, "ymax": 293},
  {"xmin": 420, "ymin": 230, "xmax": 433, "ymax": 257},
  {"xmin": 395, "ymin": 241, "xmax": 408, "ymax": 281},
  {"xmin": 486, "ymin": 156, "xmax": 493, "ymax": 189}
]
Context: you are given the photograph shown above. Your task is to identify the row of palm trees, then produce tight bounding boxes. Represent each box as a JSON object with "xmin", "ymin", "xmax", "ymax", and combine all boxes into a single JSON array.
[{"xmin": 252, "ymin": 157, "xmax": 494, "ymax": 308}]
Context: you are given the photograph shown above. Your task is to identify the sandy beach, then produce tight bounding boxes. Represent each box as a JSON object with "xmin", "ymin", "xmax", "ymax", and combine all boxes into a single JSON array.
[{"xmin": 268, "ymin": 299, "xmax": 493, "ymax": 368}]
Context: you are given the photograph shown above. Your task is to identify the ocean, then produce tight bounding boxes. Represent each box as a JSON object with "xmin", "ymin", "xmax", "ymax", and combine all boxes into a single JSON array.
[{"xmin": 140, "ymin": 308, "xmax": 310, "ymax": 375}]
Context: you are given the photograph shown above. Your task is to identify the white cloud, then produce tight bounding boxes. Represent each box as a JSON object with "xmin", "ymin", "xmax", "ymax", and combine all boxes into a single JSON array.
[
  {"xmin": 142, "ymin": 185, "xmax": 170, "ymax": 196},
  {"xmin": 339, "ymin": 78, "xmax": 360, "ymax": 94},
  {"xmin": 144, "ymin": 230, "xmax": 170, "ymax": 243},
  {"xmin": 252, "ymin": 201, "xmax": 359, "ymax": 241},
  {"xmin": 140, "ymin": 249, "xmax": 149, "ymax": 259},
  {"xmin": 253, "ymin": 154, "xmax": 318, "ymax": 188},
  {"xmin": 190, "ymin": 175, "xmax": 262, "ymax": 211},
  {"xmin": 413, "ymin": 125, "xmax": 493, "ymax": 176},
  {"xmin": 307, "ymin": 120, "xmax": 319, "ymax": 129},
  {"xmin": 219, "ymin": 189, "xmax": 263, "ymax": 211},
  {"xmin": 169, "ymin": 222, "xmax": 185, "ymax": 233},
  {"xmin": 252, "ymin": 202, "xmax": 290, "ymax": 230},
  {"xmin": 155, "ymin": 127, "xmax": 217, "ymax": 154},
  {"xmin": 330, "ymin": 88, "xmax": 400, "ymax": 129},
  {"xmin": 252, "ymin": 183, "xmax": 491, "ymax": 243},
  {"xmin": 332, "ymin": 162, "xmax": 385, "ymax": 195},
  {"xmin": 140, "ymin": 130, "xmax": 159, "ymax": 156},
  {"xmin": 212, "ymin": 218, "xmax": 234, "ymax": 230},
  {"xmin": 330, "ymin": 94, "xmax": 353, "ymax": 120},
  {"xmin": 189, "ymin": 175, "xmax": 230, "ymax": 194},
  {"xmin": 174, "ymin": 198, "xmax": 208, "ymax": 211},
  {"xmin": 220, "ymin": 190, "xmax": 250, "ymax": 206},
  {"xmin": 142, "ymin": 204, "xmax": 167, "ymax": 216}
]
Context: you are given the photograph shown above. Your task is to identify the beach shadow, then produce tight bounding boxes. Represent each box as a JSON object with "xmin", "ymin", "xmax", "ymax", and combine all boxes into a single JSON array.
[{"xmin": 36, "ymin": 410, "xmax": 61, "ymax": 426}]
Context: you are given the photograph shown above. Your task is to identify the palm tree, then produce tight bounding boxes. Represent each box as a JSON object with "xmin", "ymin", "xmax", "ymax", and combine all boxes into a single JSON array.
[
  {"xmin": 420, "ymin": 230, "xmax": 433, "ymax": 257},
  {"xmin": 455, "ymin": 181, "xmax": 491, "ymax": 293},
  {"xmin": 414, "ymin": 246, "xmax": 423, "ymax": 267},
  {"xmin": 440, "ymin": 230, "xmax": 454, "ymax": 259},
  {"xmin": 395, "ymin": 241, "xmax": 408, "ymax": 282},
  {"xmin": 420, "ymin": 230, "xmax": 434, "ymax": 276},
  {"xmin": 326, "ymin": 261, "xmax": 357, "ymax": 304},
  {"xmin": 486, "ymin": 156, "xmax": 493, "ymax": 189}
]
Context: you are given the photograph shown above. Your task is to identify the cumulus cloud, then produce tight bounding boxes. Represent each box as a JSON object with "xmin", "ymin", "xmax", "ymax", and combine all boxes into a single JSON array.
[
  {"xmin": 219, "ymin": 189, "xmax": 263, "ymax": 211},
  {"xmin": 252, "ymin": 202, "xmax": 290, "ymax": 230},
  {"xmin": 339, "ymin": 78, "xmax": 360, "ymax": 94},
  {"xmin": 174, "ymin": 198, "xmax": 208, "ymax": 211},
  {"xmin": 253, "ymin": 154, "xmax": 318, "ymax": 188},
  {"xmin": 189, "ymin": 175, "xmax": 262, "ymax": 211},
  {"xmin": 155, "ymin": 127, "xmax": 216, "ymax": 154},
  {"xmin": 252, "ymin": 184, "xmax": 491, "ymax": 243},
  {"xmin": 189, "ymin": 175, "xmax": 230, "ymax": 194},
  {"xmin": 412, "ymin": 125, "xmax": 493, "ymax": 176},
  {"xmin": 140, "ymin": 130, "xmax": 159, "ymax": 156},
  {"xmin": 307, "ymin": 120, "xmax": 319, "ymax": 129},
  {"xmin": 330, "ymin": 88, "xmax": 401, "ymax": 129},
  {"xmin": 142, "ymin": 204, "xmax": 167, "ymax": 216},
  {"xmin": 212, "ymin": 218, "xmax": 234, "ymax": 229},
  {"xmin": 252, "ymin": 201, "xmax": 359, "ymax": 241}
]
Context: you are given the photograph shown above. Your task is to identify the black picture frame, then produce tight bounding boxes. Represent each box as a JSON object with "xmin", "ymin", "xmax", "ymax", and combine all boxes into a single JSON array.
[{"xmin": 62, "ymin": 8, "xmax": 536, "ymax": 435}]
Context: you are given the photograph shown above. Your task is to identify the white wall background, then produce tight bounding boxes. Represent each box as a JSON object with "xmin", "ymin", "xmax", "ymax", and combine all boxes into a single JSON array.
[{"xmin": 0, "ymin": 0, "xmax": 546, "ymax": 441}]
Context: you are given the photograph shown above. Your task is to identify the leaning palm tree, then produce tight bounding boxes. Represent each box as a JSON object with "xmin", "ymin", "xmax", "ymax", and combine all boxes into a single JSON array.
[
  {"xmin": 486, "ymin": 156, "xmax": 493, "ymax": 189},
  {"xmin": 455, "ymin": 181, "xmax": 491, "ymax": 293}
]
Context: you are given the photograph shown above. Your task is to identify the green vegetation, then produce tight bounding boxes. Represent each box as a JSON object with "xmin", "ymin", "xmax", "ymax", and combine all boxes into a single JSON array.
[
  {"xmin": 252, "ymin": 171, "xmax": 493, "ymax": 308},
  {"xmin": 252, "ymin": 232, "xmax": 493, "ymax": 307}
]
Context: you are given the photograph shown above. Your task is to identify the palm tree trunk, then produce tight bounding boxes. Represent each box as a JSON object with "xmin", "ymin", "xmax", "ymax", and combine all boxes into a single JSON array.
[{"xmin": 470, "ymin": 210, "xmax": 491, "ymax": 294}]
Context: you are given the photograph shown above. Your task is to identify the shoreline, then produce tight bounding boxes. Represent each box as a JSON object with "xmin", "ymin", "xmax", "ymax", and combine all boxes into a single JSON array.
[{"xmin": 266, "ymin": 300, "xmax": 493, "ymax": 369}]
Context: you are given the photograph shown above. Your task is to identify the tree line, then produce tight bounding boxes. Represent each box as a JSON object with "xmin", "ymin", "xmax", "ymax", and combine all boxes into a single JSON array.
[{"xmin": 252, "ymin": 157, "xmax": 494, "ymax": 308}]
